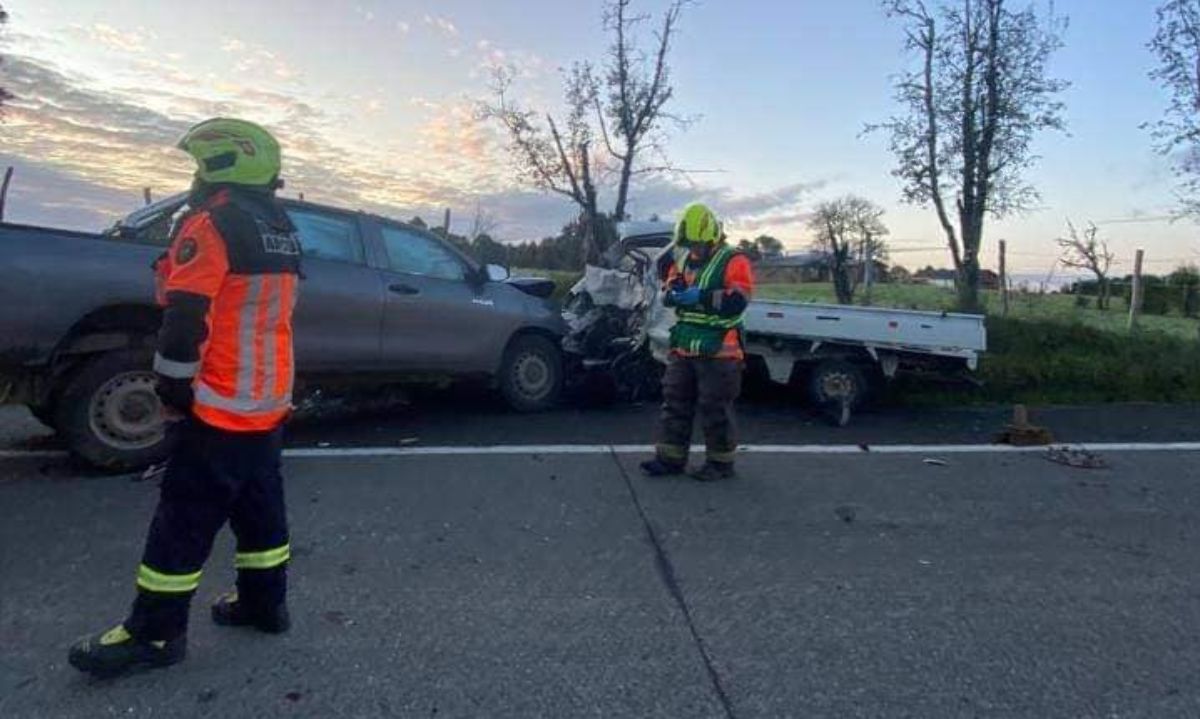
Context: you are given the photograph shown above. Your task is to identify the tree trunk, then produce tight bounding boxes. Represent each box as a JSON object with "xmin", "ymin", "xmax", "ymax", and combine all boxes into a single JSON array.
[
  {"xmin": 956, "ymin": 215, "xmax": 983, "ymax": 312},
  {"xmin": 832, "ymin": 249, "xmax": 855, "ymax": 305},
  {"xmin": 956, "ymin": 255, "xmax": 982, "ymax": 313},
  {"xmin": 1097, "ymin": 275, "xmax": 1109, "ymax": 311},
  {"xmin": 613, "ymin": 158, "xmax": 633, "ymax": 223}
]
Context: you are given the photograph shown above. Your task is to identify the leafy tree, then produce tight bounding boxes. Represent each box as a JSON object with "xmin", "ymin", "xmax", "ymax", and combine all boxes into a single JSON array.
[
  {"xmin": 753, "ymin": 235, "xmax": 785, "ymax": 257},
  {"xmin": 1148, "ymin": 1, "xmax": 1200, "ymax": 215},
  {"xmin": 873, "ymin": 0, "xmax": 1068, "ymax": 311}
]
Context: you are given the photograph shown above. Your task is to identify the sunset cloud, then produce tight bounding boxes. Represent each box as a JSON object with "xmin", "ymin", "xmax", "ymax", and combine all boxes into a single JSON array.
[{"xmin": 0, "ymin": 30, "xmax": 824, "ymax": 246}]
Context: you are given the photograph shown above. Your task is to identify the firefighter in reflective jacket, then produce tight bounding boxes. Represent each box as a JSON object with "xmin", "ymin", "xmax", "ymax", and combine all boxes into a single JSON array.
[
  {"xmin": 641, "ymin": 203, "xmax": 755, "ymax": 482},
  {"xmin": 70, "ymin": 118, "xmax": 302, "ymax": 677}
]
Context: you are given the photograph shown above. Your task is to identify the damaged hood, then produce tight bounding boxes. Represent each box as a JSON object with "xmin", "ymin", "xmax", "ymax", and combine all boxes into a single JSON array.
[{"xmin": 562, "ymin": 245, "xmax": 676, "ymax": 362}]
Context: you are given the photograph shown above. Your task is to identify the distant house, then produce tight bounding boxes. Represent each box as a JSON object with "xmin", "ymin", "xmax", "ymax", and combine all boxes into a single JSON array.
[
  {"xmin": 757, "ymin": 252, "xmax": 829, "ymax": 283},
  {"xmin": 912, "ymin": 267, "xmax": 1000, "ymax": 290},
  {"xmin": 913, "ymin": 267, "xmax": 957, "ymax": 289}
]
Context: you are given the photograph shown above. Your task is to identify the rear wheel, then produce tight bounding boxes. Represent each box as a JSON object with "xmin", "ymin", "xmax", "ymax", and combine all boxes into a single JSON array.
[
  {"xmin": 499, "ymin": 335, "xmax": 563, "ymax": 412},
  {"xmin": 56, "ymin": 349, "xmax": 170, "ymax": 471},
  {"xmin": 807, "ymin": 359, "xmax": 869, "ymax": 427}
]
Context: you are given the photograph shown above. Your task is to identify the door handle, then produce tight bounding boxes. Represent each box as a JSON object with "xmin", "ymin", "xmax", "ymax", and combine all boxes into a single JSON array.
[{"xmin": 389, "ymin": 283, "xmax": 420, "ymax": 295}]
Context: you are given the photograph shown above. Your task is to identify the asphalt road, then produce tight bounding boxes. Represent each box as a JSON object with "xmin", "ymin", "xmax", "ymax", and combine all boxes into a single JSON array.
[
  {"xmin": 3, "ymin": 400, "xmax": 1200, "ymax": 717},
  {"xmin": 5, "ymin": 396, "xmax": 1200, "ymax": 454}
]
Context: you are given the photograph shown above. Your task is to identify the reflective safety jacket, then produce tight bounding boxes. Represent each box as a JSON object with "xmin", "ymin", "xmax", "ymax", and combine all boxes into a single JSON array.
[
  {"xmin": 153, "ymin": 187, "xmax": 301, "ymax": 432},
  {"xmin": 665, "ymin": 245, "xmax": 755, "ymax": 360}
]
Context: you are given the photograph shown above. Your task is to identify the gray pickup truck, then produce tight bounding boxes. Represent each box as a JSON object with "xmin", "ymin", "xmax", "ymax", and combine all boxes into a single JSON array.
[{"xmin": 0, "ymin": 194, "xmax": 566, "ymax": 469}]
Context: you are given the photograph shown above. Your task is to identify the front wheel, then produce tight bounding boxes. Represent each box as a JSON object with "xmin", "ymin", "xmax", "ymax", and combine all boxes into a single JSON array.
[
  {"xmin": 499, "ymin": 335, "xmax": 563, "ymax": 412},
  {"xmin": 55, "ymin": 349, "xmax": 170, "ymax": 471}
]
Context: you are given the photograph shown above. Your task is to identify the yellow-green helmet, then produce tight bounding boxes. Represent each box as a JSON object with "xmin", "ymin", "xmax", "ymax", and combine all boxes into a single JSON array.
[
  {"xmin": 176, "ymin": 118, "xmax": 281, "ymax": 187},
  {"xmin": 674, "ymin": 202, "xmax": 722, "ymax": 245}
]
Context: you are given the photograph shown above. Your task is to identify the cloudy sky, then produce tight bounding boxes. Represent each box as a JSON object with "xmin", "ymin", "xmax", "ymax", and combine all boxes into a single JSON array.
[{"xmin": 1, "ymin": 0, "xmax": 1197, "ymax": 274}]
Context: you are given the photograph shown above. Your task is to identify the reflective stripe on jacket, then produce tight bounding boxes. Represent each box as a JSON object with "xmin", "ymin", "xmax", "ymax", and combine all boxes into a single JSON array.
[
  {"xmin": 666, "ymin": 245, "xmax": 755, "ymax": 360},
  {"xmin": 155, "ymin": 188, "xmax": 301, "ymax": 432}
]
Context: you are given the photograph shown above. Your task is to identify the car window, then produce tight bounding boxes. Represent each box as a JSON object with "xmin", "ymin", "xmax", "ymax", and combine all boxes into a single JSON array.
[
  {"xmin": 286, "ymin": 208, "xmax": 365, "ymax": 265},
  {"xmin": 379, "ymin": 225, "xmax": 467, "ymax": 281}
]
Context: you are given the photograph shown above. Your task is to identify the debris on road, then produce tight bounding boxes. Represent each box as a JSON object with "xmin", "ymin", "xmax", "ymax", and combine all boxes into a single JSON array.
[
  {"xmin": 1045, "ymin": 446, "xmax": 1108, "ymax": 470},
  {"xmin": 994, "ymin": 404, "xmax": 1054, "ymax": 446},
  {"xmin": 923, "ymin": 458, "xmax": 949, "ymax": 467},
  {"xmin": 138, "ymin": 462, "xmax": 167, "ymax": 482}
]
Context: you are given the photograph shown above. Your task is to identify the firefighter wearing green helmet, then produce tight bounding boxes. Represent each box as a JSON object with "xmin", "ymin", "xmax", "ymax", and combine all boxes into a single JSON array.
[
  {"xmin": 641, "ymin": 202, "xmax": 756, "ymax": 482},
  {"xmin": 69, "ymin": 118, "xmax": 302, "ymax": 677}
]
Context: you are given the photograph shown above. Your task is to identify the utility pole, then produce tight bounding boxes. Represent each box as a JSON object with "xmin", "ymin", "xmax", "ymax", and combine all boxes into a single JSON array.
[
  {"xmin": 143, "ymin": 187, "xmax": 153, "ymax": 206},
  {"xmin": 863, "ymin": 234, "xmax": 875, "ymax": 306},
  {"xmin": 442, "ymin": 208, "xmax": 451, "ymax": 236},
  {"xmin": 0, "ymin": 166, "xmax": 13, "ymax": 222},
  {"xmin": 1128, "ymin": 249, "xmax": 1145, "ymax": 333},
  {"xmin": 999, "ymin": 240, "xmax": 1009, "ymax": 316}
]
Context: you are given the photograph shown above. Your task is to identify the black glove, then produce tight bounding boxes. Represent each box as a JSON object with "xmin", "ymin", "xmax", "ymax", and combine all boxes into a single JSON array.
[{"xmin": 155, "ymin": 374, "xmax": 194, "ymax": 416}]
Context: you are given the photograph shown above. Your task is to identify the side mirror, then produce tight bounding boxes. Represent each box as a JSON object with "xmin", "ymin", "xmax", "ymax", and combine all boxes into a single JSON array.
[{"xmin": 485, "ymin": 263, "xmax": 511, "ymax": 282}]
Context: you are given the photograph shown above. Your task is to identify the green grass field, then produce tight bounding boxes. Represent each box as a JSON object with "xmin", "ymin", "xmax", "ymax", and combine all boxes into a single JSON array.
[
  {"xmin": 757, "ymin": 282, "xmax": 1200, "ymax": 341},
  {"xmin": 515, "ymin": 269, "xmax": 1200, "ymax": 404}
]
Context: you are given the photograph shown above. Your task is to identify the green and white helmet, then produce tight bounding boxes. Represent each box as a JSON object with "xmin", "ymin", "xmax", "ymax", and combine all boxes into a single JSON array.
[{"xmin": 176, "ymin": 117, "xmax": 281, "ymax": 187}]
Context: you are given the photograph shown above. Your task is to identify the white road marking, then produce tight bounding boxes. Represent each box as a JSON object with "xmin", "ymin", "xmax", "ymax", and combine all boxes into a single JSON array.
[{"xmin": 4, "ymin": 442, "xmax": 1200, "ymax": 462}]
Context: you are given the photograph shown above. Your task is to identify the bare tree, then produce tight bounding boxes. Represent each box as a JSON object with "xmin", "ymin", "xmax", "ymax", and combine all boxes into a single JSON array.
[
  {"xmin": 1148, "ymin": 1, "xmax": 1200, "ymax": 215},
  {"xmin": 468, "ymin": 202, "xmax": 499, "ymax": 242},
  {"xmin": 478, "ymin": 65, "xmax": 603, "ymax": 262},
  {"xmin": 808, "ymin": 196, "xmax": 889, "ymax": 305},
  {"xmin": 1057, "ymin": 220, "xmax": 1115, "ymax": 310},
  {"xmin": 872, "ymin": 0, "xmax": 1068, "ymax": 312},
  {"xmin": 479, "ymin": 0, "xmax": 688, "ymax": 264}
]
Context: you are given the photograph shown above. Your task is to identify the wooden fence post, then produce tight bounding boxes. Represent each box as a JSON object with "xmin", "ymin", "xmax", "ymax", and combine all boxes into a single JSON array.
[
  {"xmin": 1128, "ymin": 248, "xmax": 1145, "ymax": 332},
  {"xmin": 999, "ymin": 239, "xmax": 1009, "ymax": 316}
]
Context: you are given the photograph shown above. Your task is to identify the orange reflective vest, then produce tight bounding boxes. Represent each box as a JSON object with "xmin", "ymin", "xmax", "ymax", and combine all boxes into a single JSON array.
[
  {"xmin": 154, "ymin": 188, "xmax": 301, "ymax": 432},
  {"xmin": 665, "ymin": 248, "xmax": 755, "ymax": 360}
]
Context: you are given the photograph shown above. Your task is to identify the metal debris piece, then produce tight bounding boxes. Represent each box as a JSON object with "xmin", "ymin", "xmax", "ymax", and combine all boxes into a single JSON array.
[
  {"xmin": 922, "ymin": 458, "xmax": 949, "ymax": 467},
  {"xmin": 138, "ymin": 462, "xmax": 167, "ymax": 482},
  {"xmin": 1045, "ymin": 446, "xmax": 1108, "ymax": 470}
]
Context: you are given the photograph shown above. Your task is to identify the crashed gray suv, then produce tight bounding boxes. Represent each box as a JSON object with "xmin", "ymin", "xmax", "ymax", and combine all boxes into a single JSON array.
[{"xmin": 0, "ymin": 194, "xmax": 566, "ymax": 469}]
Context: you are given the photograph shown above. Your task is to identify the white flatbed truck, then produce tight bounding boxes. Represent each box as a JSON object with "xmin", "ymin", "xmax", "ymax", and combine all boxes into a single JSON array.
[{"xmin": 566, "ymin": 222, "xmax": 987, "ymax": 424}]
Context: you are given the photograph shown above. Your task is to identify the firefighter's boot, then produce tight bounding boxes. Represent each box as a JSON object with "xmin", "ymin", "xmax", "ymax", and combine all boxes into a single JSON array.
[
  {"xmin": 211, "ymin": 592, "xmax": 291, "ymax": 634},
  {"xmin": 640, "ymin": 458, "xmax": 686, "ymax": 477},
  {"xmin": 68, "ymin": 624, "xmax": 186, "ymax": 678}
]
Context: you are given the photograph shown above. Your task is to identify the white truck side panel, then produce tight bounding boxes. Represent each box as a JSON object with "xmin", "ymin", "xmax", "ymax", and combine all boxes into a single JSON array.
[{"xmin": 745, "ymin": 300, "xmax": 987, "ymax": 358}]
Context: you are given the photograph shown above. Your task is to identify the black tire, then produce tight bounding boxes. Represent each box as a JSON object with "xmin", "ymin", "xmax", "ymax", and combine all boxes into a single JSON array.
[
  {"xmin": 807, "ymin": 359, "xmax": 869, "ymax": 411},
  {"xmin": 55, "ymin": 349, "xmax": 170, "ymax": 471},
  {"xmin": 499, "ymin": 334, "xmax": 563, "ymax": 412}
]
